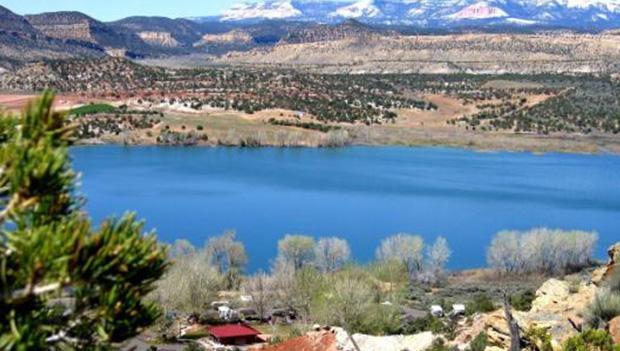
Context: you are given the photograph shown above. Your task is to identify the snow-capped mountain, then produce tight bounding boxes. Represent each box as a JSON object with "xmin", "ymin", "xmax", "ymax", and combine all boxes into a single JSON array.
[
  {"xmin": 330, "ymin": 0, "xmax": 383, "ymax": 18},
  {"xmin": 205, "ymin": 0, "xmax": 620, "ymax": 29},
  {"xmin": 446, "ymin": 1, "xmax": 509, "ymax": 20},
  {"xmin": 221, "ymin": 1, "xmax": 302, "ymax": 21}
]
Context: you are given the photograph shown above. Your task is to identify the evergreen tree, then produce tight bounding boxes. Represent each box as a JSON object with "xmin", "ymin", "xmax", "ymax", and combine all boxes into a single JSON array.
[{"xmin": 0, "ymin": 92, "xmax": 168, "ymax": 350}]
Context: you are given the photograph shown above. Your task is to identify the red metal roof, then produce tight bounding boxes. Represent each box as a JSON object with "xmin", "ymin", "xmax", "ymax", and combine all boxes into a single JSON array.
[{"xmin": 208, "ymin": 324, "xmax": 261, "ymax": 339}]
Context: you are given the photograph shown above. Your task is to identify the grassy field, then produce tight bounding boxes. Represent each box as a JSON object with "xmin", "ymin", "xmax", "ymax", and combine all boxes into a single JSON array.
[{"xmin": 70, "ymin": 103, "xmax": 116, "ymax": 116}]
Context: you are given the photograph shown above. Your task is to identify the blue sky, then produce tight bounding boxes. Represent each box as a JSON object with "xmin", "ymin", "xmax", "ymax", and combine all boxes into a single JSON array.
[{"xmin": 2, "ymin": 0, "xmax": 256, "ymax": 21}]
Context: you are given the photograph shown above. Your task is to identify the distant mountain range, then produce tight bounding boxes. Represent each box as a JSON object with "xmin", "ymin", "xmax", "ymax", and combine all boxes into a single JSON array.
[
  {"xmin": 199, "ymin": 0, "xmax": 620, "ymax": 29},
  {"xmin": 1, "ymin": 1, "xmax": 620, "ymax": 69}
]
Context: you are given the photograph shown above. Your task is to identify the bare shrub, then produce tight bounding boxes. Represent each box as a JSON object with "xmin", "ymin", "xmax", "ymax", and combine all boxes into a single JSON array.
[
  {"xmin": 584, "ymin": 288, "xmax": 620, "ymax": 328},
  {"xmin": 320, "ymin": 129, "xmax": 351, "ymax": 147},
  {"xmin": 487, "ymin": 228, "xmax": 597, "ymax": 275}
]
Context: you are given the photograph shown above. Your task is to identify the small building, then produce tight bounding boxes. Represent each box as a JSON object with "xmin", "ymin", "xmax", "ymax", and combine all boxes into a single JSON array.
[
  {"xmin": 430, "ymin": 305, "xmax": 444, "ymax": 317},
  {"xmin": 452, "ymin": 304, "xmax": 466, "ymax": 316},
  {"xmin": 208, "ymin": 323, "xmax": 263, "ymax": 346}
]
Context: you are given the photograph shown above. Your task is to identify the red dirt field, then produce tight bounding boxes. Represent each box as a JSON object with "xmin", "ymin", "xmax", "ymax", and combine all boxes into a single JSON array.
[
  {"xmin": 0, "ymin": 94, "xmax": 97, "ymax": 112},
  {"xmin": 251, "ymin": 330, "xmax": 338, "ymax": 351}
]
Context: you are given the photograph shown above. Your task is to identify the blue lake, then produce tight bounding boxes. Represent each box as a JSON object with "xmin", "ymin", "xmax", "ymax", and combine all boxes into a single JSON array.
[{"xmin": 71, "ymin": 146, "xmax": 620, "ymax": 271}]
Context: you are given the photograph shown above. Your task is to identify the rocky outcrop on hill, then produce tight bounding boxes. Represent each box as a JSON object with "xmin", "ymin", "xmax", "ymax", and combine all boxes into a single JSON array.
[
  {"xmin": 26, "ymin": 12, "xmax": 96, "ymax": 43},
  {"xmin": 137, "ymin": 32, "xmax": 179, "ymax": 47},
  {"xmin": 109, "ymin": 16, "xmax": 204, "ymax": 49},
  {"xmin": 592, "ymin": 243, "xmax": 620, "ymax": 286},
  {"xmin": 217, "ymin": 33, "xmax": 620, "ymax": 74},
  {"xmin": 483, "ymin": 278, "xmax": 598, "ymax": 350},
  {"xmin": 0, "ymin": 6, "xmax": 103, "ymax": 68},
  {"xmin": 25, "ymin": 12, "xmax": 150, "ymax": 57}
]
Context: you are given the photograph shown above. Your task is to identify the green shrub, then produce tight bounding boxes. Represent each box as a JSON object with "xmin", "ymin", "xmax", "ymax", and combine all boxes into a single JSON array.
[
  {"xmin": 467, "ymin": 332, "xmax": 488, "ymax": 351},
  {"xmin": 183, "ymin": 343, "xmax": 204, "ymax": 351},
  {"xmin": 606, "ymin": 267, "xmax": 620, "ymax": 292},
  {"xmin": 0, "ymin": 92, "xmax": 168, "ymax": 349},
  {"xmin": 428, "ymin": 338, "xmax": 451, "ymax": 351},
  {"xmin": 269, "ymin": 336, "xmax": 283, "ymax": 345},
  {"xmin": 563, "ymin": 329, "xmax": 620, "ymax": 351},
  {"xmin": 402, "ymin": 314, "xmax": 446, "ymax": 334},
  {"xmin": 288, "ymin": 328, "xmax": 303, "ymax": 339},
  {"xmin": 466, "ymin": 294, "xmax": 496, "ymax": 315},
  {"xmin": 525, "ymin": 325, "xmax": 553, "ymax": 351},
  {"xmin": 585, "ymin": 289, "xmax": 620, "ymax": 328},
  {"xmin": 510, "ymin": 290, "xmax": 536, "ymax": 311},
  {"xmin": 359, "ymin": 304, "xmax": 402, "ymax": 335}
]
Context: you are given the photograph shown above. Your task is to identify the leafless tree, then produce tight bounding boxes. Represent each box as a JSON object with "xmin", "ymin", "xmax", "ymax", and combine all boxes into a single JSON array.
[
  {"xmin": 376, "ymin": 233, "xmax": 424, "ymax": 276},
  {"xmin": 277, "ymin": 234, "xmax": 316, "ymax": 271},
  {"xmin": 205, "ymin": 230, "xmax": 248, "ymax": 289},
  {"xmin": 314, "ymin": 237, "xmax": 351, "ymax": 273},
  {"xmin": 152, "ymin": 251, "xmax": 223, "ymax": 314},
  {"xmin": 423, "ymin": 236, "xmax": 451, "ymax": 284},
  {"xmin": 242, "ymin": 271, "xmax": 274, "ymax": 320},
  {"xmin": 169, "ymin": 239, "xmax": 196, "ymax": 258},
  {"xmin": 487, "ymin": 231, "xmax": 523, "ymax": 274}
]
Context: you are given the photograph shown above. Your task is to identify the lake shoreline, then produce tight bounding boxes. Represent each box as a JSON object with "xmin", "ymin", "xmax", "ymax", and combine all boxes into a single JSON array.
[{"xmin": 75, "ymin": 132, "xmax": 620, "ymax": 156}]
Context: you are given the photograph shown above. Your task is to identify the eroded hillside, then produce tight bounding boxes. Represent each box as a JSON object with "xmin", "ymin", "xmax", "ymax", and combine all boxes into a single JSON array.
[{"xmin": 216, "ymin": 33, "xmax": 620, "ymax": 74}]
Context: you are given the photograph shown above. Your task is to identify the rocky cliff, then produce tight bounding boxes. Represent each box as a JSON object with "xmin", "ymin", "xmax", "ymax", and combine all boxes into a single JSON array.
[
  {"xmin": 109, "ymin": 16, "xmax": 204, "ymax": 49},
  {"xmin": 26, "ymin": 12, "xmax": 151, "ymax": 56},
  {"xmin": 137, "ymin": 32, "xmax": 179, "ymax": 47},
  {"xmin": 0, "ymin": 6, "xmax": 103, "ymax": 69}
]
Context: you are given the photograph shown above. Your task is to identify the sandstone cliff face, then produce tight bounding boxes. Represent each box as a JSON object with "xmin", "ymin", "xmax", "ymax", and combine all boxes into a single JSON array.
[
  {"xmin": 0, "ymin": 7, "xmax": 103, "ymax": 65},
  {"xmin": 138, "ymin": 31, "xmax": 179, "ymax": 48},
  {"xmin": 610, "ymin": 316, "xmax": 620, "ymax": 345},
  {"xmin": 592, "ymin": 243, "xmax": 620, "ymax": 286},
  {"xmin": 25, "ymin": 12, "xmax": 152, "ymax": 57},
  {"xmin": 483, "ymin": 279, "xmax": 597, "ymax": 350},
  {"xmin": 217, "ymin": 33, "xmax": 620, "ymax": 74},
  {"xmin": 33, "ymin": 22, "xmax": 95, "ymax": 43},
  {"xmin": 478, "ymin": 244, "xmax": 620, "ymax": 351}
]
